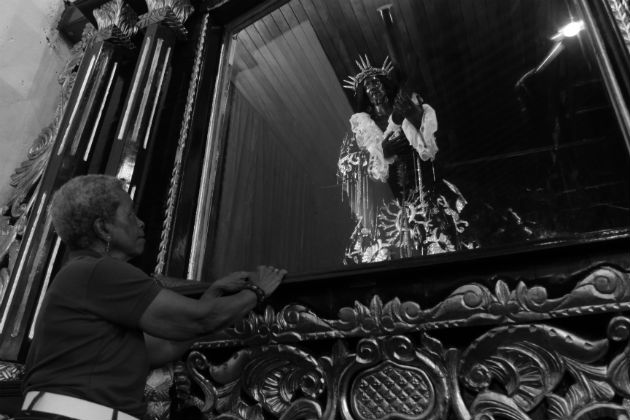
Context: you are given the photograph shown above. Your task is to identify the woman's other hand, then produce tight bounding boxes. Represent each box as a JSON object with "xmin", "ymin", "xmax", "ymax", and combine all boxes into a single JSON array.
[
  {"xmin": 208, "ymin": 271, "xmax": 249, "ymax": 296},
  {"xmin": 249, "ymin": 265, "xmax": 286, "ymax": 297}
]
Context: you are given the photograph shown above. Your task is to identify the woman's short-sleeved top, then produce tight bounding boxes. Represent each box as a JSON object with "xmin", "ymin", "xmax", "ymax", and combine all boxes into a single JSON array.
[{"xmin": 22, "ymin": 250, "xmax": 162, "ymax": 418}]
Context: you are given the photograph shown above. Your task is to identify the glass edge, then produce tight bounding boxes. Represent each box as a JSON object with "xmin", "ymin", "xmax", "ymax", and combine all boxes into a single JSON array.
[{"xmin": 284, "ymin": 228, "xmax": 630, "ymax": 284}]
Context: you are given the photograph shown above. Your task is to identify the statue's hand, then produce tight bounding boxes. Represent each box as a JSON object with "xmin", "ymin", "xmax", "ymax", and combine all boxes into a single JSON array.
[
  {"xmin": 383, "ymin": 132, "xmax": 411, "ymax": 159},
  {"xmin": 393, "ymin": 91, "xmax": 417, "ymax": 119},
  {"xmin": 393, "ymin": 91, "xmax": 424, "ymax": 130}
]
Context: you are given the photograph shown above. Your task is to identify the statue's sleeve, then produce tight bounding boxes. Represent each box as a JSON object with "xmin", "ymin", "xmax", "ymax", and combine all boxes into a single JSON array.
[{"xmin": 402, "ymin": 103, "xmax": 439, "ymax": 161}]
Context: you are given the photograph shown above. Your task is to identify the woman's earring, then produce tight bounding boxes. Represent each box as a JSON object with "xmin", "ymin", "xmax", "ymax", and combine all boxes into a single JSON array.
[{"xmin": 105, "ymin": 238, "xmax": 111, "ymax": 255}]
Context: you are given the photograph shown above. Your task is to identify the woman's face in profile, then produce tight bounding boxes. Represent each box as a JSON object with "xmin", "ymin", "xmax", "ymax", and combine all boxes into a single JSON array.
[{"xmin": 105, "ymin": 190, "xmax": 146, "ymax": 261}]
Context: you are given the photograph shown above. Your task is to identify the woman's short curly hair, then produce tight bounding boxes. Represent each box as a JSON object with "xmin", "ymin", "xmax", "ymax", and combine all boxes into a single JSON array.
[{"xmin": 50, "ymin": 175, "xmax": 124, "ymax": 250}]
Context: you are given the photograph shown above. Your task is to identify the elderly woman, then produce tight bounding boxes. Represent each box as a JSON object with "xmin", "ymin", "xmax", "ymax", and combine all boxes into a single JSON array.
[{"xmin": 16, "ymin": 175, "xmax": 285, "ymax": 420}]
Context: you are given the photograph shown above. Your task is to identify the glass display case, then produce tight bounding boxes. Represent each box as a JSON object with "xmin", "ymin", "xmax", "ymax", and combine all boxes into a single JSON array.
[
  {"xmin": 191, "ymin": 0, "xmax": 630, "ymax": 280},
  {"xmin": 1, "ymin": 0, "xmax": 629, "ymax": 418}
]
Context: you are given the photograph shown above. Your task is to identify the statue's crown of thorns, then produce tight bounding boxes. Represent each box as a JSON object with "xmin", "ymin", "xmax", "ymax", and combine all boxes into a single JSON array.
[{"xmin": 342, "ymin": 55, "xmax": 394, "ymax": 93}]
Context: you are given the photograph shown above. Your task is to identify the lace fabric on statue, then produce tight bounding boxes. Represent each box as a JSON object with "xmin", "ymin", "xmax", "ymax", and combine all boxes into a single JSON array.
[{"xmin": 350, "ymin": 112, "xmax": 390, "ymax": 182}]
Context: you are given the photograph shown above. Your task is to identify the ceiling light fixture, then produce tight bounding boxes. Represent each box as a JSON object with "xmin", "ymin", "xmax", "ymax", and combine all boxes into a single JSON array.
[
  {"xmin": 551, "ymin": 20, "xmax": 586, "ymax": 41},
  {"xmin": 516, "ymin": 20, "xmax": 587, "ymax": 87}
]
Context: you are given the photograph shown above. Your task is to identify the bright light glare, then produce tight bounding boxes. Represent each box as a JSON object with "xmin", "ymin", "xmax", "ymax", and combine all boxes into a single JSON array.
[
  {"xmin": 552, "ymin": 20, "xmax": 585, "ymax": 40},
  {"xmin": 561, "ymin": 21, "xmax": 585, "ymax": 37}
]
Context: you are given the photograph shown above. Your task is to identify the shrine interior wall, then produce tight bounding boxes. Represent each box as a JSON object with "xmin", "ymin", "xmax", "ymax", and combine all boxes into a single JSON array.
[{"xmin": 0, "ymin": 0, "xmax": 71, "ymax": 205}]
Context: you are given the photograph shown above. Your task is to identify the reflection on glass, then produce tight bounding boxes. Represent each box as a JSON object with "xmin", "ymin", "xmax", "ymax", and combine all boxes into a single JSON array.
[{"xmin": 206, "ymin": 0, "xmax": 630, "ymax": 278}]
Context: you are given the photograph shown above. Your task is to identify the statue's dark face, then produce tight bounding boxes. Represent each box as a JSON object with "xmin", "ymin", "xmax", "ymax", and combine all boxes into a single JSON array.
[{"xmin": 364, "ymin": 77, "xmax": 387, "ymax": 106}]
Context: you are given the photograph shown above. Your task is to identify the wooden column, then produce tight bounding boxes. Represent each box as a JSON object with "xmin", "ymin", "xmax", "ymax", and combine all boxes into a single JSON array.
[
  {"xmin": 105, "ymin": 0, "xmax": 194, "ymax": 202},
  {"xmin": 152, "ymin": 12, "xmax": 223, "ymax": 277},
  {"xmin": 0, "ymin": 0, "xmax": 140, "ymax": 360}
]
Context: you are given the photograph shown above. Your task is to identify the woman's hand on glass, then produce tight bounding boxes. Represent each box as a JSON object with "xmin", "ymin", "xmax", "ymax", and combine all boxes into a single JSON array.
[
  {"xmin": 250, "ymin": 265, "xmax": 286, "ymax": 297},
  {"xmin": 209, "ymin": 271, "xmax": 250, "ymax": 296}
]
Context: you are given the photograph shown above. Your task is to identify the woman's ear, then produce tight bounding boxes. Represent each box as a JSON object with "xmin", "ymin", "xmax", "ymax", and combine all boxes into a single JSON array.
[{"xmin": 93, "ymin": 218, "xmax": 110, "ymax": 242}]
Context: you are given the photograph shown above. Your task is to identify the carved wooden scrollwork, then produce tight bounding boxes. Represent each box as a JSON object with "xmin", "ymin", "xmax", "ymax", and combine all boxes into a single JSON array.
[
  {"xmin": 194, "ymin": 264, "xmax": 630, "ymax": 348},
  {"xmin": 185, "ymin": 345, "xmax": 325, "ymax": 420},
  {"xmin": 181, "ymin": 315, "xmax": 630, "ymax": 420},
  {"xmin": 139, "ymin": 0, "xmax": 194, "ymax": 36},
  {"xmin": 92, "ymin": 0, "xmax": 139, "ymax": 48},
  {"xmin": 607, "ymin": 0, "xmax": 630, "ymax": 55},
  {"xmin": 0, "ymin": 361, "xmax": 23, "ymax": 382},
  {"xmin": 145, "ymin": 365, "xmax": 174, "ymax": 420},
  {"xmin": 0, "ymin": 24, "xmax": 96, "ymax": 302},
  {"xmin": 457, "ymin": 316, "xmax": 630, "ymax": 420}
]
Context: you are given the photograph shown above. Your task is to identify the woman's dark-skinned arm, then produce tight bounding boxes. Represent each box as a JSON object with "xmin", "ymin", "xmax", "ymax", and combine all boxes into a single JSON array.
[
  {"xmin": 142, "ymin": 270, "xmax": 278, "ymax": 366},
  {"xmin": 140, "ymin": 266, "xmax": 284, "ymax": 351},
  {"xmin": 153, "ymin": 275, "xmax": 211, "ymax": 290},
  {"xmin": 139, "ymin": 287, "xmax": 258, "ymax": 341},
  {"xmin": 143, "ymin": 334, "xmax": 197, "ymax": 368},
  {"xmin": 141, "ymin": 283, "xmax": 259, "ymax": 367}
]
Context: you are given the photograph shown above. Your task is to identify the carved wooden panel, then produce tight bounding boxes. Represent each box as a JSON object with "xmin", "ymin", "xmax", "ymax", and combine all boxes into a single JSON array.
[{"xmin": 171, "ymin": 264, "xmax": 630, "ymax": 420}]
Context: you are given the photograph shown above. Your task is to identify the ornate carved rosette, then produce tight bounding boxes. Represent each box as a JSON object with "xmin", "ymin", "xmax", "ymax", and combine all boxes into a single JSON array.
[
  {"xmin": 92, "ymin": 0, "xmax": 139, "ymax": 49},
  {"xmin": 138, "ymin": 0, "xmax": 195, "ymax": 37},
  {"xmin": 339, "ymin": 335, "xmax": 449, "ymax": 420}
]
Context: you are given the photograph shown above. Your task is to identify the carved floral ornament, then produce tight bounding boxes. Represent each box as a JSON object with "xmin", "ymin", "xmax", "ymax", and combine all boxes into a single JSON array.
[
  {"xmin": 180, "ymin": 316, "xmax": 630, "ymax": 420},
  {"xmin": 92, "ymin": 0, "xmax": 139, "ymax": 47},
  {"xmin": 195, "ymin": 264, "xmax": 630, "ymax": 347},
  {"xmin": 0, "ymin": 0, "xmax": 197, "ymax": 297},
  {"xmin": 139, "ymin": 0, "xmax": 195, "ymax": 36},
  {"xmin": 0, "ymin": 361, "xmax": 24, "ymax": 382},
  {"xmin": 607, "ymin": 0, "xmax": 630, "ymax": 56},
  {"xmin": 91, "ymin": 0, "xmax": 195, "ymax": 40},
  {"xmin": 0, "ymin": 24, "xmax": 97, "ymax": 303},
  {"xmin": 172, "ymin": 264, "xmax": 630, "ymax": 419}
]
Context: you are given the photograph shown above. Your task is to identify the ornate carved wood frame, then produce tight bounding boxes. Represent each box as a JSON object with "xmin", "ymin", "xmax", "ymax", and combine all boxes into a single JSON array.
[
  {"xmin": 164, "ymin": 0, "xmax": 630, "ymax": 419},
  {"xmin": 0, "ymin": 1, "xmax": 629, "ymax": 419}
]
